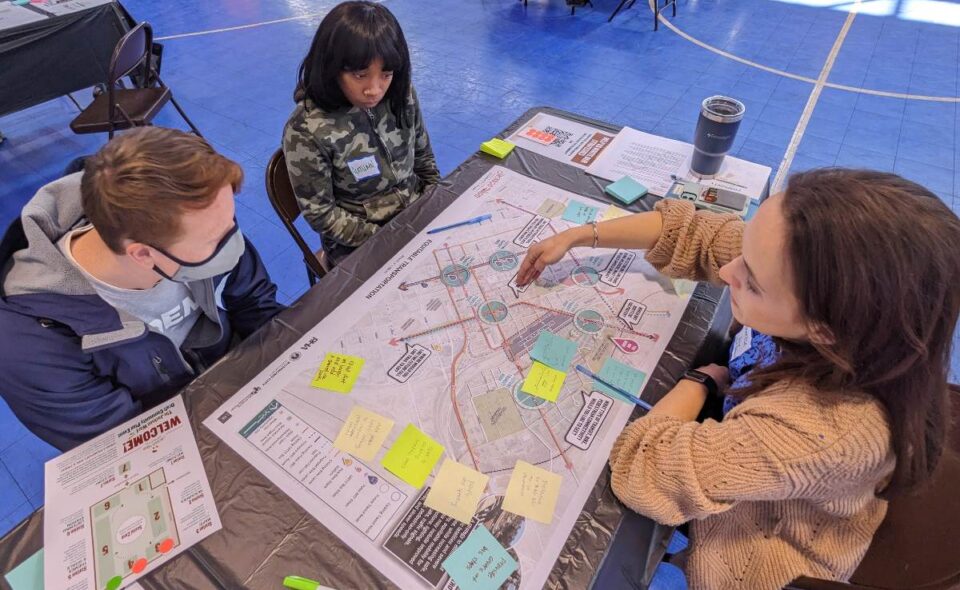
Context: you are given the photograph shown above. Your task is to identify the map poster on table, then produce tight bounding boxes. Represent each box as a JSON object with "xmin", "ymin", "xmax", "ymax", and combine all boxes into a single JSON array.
[
  {"xmin": 204, "ymin": 166, "xmax": 691, "ymax": 589},
  {"xmin": 44, "ymin": 396, "xmax": 221, "ymax": 590},
  {"xmin": 506, "ymin": 112, "xmax": 615, "ymax": 170}
]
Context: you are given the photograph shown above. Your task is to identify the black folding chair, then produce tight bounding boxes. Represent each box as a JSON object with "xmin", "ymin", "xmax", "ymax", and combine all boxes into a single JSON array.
[
  {"xmin": 70, "ymin": 22, "xmax": 200, "ymax": 139},
  {"xmin": 265, "ymin": 149, "xmax": 330, "ymax": 285}
]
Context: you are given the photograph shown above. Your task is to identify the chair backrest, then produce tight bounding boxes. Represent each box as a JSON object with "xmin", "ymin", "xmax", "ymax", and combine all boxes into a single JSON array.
[
  {"xmin": 265, "ymin": 149, "xmax": 327, "ymax": 279},
  {"xmin": 846, "ymin": 386, "xmax": 960, "ymax": 590},
  {"xmin": 109, "ymin": 22, "xmax": 152, "ymax": 88}
]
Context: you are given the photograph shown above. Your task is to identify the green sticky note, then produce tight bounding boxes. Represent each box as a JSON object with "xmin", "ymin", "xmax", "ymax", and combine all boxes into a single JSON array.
[
  {"xmin": 480, "ymin": 138, "xmax": 515, "ymax": 159},
  {"xmin": 520, "ymin": 361, "xmax": 566, "ymax": 402},
  {"xmin": 310, "ymin": 352, "xmax": 364, "ymax": 393},
  {"xmin": 12, "ymin": 0, "xmax": 30, "ymax": 5},
  {"xmin": 561, "ymin": 200, "xmax": 600, "ymax": 224},
  {"xmin": 529, "ymin": 331, "xmax": 578, "ymax": 372},
  {"xmin": 381, "ymin": 424, "xmax": 444, "ymax": 488},
  {"xmin": 442, "ymin": 525, "xmax": 517, "ymax": 590},
  {"xmin": 605, "ymin": 176, "xmax": 648, "ymax": 205},
  {"xmin": 595, "ymin": 357, "xmax": 646, "ymax": 399},
  {"xmin": 4, "ymin": 549, "xmax": 43, "ymax": 590}
]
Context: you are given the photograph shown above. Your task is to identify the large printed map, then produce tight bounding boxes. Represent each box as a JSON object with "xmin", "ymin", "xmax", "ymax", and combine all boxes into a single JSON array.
[{"xmin": 204, "ymin": 166, "xmax": 693, "ymax": 589}]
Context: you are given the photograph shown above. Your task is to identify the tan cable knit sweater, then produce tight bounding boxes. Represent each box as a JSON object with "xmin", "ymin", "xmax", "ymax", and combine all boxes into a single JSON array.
[{"xmin": 608, "ymin": 199, "xmax": 896, "ymax": 589}]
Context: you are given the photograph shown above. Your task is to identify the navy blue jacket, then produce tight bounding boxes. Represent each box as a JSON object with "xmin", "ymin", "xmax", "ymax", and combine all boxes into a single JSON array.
[{"xmin": 0, "ymin": 173, "xmax": 284, "ymax": 450}]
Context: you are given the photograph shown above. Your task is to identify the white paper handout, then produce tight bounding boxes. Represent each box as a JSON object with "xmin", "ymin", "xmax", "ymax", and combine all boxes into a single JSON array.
[
  {"xmin": 204, "ymin": 166, "xmax": 692, "ymax": 590},
  {"xmin": 506, "ymin": 112, "xmax": 616, "ymax": 170},
  {"xmin": 585, "ymin": 126, "xmax": 771, "ymax": 200},
  {"xmin": 0, "ymin": 3, "xmax": 46, "ymax": 30},
  {"xmin": 29, "ymin": 0, "xmax": 112, "ymax": 17},
  {"xmin": 44, "ymin": 396, "xmax": 221, "ymax": 590}
]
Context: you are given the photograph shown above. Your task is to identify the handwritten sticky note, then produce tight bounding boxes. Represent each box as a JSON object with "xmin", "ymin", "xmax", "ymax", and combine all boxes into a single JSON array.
[
  {"xmin": 529, "ymin": 330, "xmax": 578, "ymax": 372},
  {"xmin": 4, "ymin": 549, "xmax": 43, "ymax": 590},
  {"xmin": 562, "ymin": 200, "xmax": 600, "ymax": 224},
  {"xmin": 333, "ymin": 406, "xmax": 395, "ymax": 461},
  {"xmin": 424, "ymin": 459, "xmax": 489, "ymax": 524},
  {"xmin": 596, "ymin": 357, "xmax": 647, "ymax": 399},
  {"xmin": 520, "ymin": 361, "xmax": 566, "ymax": 402},
  {"xmin": 381, "ymin": 424, "xmax": 444, "ymax": 488},
  {"xmin": 601, "ymin": 204, "xmax": 631, "ymax": 221},
  {"xmin": 311, "ymin": 352, "xmax": 364, "ymax": 393},
  {"xmin": 442, "ymin": 525, "xmax": 518, "ymax": 590},
  {"xmin": 502, "ymin": 460, "xmax": 562, "ymax": 524}
]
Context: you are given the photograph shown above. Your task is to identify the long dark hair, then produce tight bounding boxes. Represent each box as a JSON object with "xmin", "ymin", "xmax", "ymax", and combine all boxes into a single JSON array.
[
  {"xmin": 294, "ymin": 1, "xmax": 412, "ymax": 126},
  {"xmin": 736, "ymin": 168, "xmax": 960, "ymax": 498}
]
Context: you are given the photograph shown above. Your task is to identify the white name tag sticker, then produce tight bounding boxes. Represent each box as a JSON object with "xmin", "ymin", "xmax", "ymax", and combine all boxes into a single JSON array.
[
  {"xmin": 730, "ymin": 326, "xmax": 753, "ymax": 360},
  {"xmin": 347, "ymin": 155, "xmax": 381, "ymax": 181}
]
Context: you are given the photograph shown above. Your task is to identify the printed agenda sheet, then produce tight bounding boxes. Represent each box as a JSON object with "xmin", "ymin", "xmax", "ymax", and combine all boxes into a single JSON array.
[{"xmin": 44, "ymin": 396, "xmax": 220, "ymax": 590}]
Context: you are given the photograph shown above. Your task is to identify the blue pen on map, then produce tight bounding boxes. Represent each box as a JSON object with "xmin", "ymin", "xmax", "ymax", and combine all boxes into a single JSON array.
[
  {"xmin": 426, "ymin": 213, "xmax": 492, "ymax": 234},
  {"xmin": 574, "ymin": 364, "xmax": 653, "ymax": 411}
]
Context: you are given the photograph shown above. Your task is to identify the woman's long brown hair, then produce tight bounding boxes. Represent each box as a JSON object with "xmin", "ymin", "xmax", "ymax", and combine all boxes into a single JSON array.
[{"xmin": 736, "ymin": 168, "xmax": 960, "ymax": 498}]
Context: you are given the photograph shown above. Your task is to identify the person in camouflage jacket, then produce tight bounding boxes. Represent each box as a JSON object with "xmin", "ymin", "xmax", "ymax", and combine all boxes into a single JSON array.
[{"xmin": 282, "ymin": 1, "xmax": 440, "ymax": 264}]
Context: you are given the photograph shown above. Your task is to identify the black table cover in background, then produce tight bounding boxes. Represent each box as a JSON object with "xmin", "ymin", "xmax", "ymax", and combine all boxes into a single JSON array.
[{"xmin": 0, "ymin": 2, "xmax": 135, "ymax": 117}]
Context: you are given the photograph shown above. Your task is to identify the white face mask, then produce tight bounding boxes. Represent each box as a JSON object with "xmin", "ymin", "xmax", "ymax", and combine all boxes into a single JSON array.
[{"xmin": 151, "ymin": 224, "xmax": 245, "ymax": 283}]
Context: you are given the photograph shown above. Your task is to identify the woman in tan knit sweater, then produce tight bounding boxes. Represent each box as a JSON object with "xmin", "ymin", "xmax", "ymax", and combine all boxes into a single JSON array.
[{"xmin": 516, "ymin": 169, "xmax": 960, "ymax": 589}]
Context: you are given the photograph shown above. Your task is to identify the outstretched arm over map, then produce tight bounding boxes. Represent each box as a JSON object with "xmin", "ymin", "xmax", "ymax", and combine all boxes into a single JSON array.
[{"xmin": 516, "ymin": 199, "xmax": 742, "ymax": 285}]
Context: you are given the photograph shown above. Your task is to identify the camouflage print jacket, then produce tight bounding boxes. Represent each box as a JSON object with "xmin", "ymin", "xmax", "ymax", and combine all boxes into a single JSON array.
[{"xmin": 282, "ymin": 88, "xmax": 440, "ymax": 249}]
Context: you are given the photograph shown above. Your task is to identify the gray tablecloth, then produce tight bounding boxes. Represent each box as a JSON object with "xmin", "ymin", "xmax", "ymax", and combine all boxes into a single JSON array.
[{"xmin": 0, "ymin": 107, "xmax": 753, "ymax": 590}]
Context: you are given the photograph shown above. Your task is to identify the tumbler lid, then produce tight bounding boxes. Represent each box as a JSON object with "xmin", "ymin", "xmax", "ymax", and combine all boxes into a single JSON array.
[{"xmin": 701, "ymin": 96, "xmax": 745, "ymax": 123}]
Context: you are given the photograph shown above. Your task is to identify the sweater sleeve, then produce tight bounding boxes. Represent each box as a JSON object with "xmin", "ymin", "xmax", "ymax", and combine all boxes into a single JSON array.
[
  {"xmin": 645, "ymin": 199, "xmax": 744, "ymax": 284},
  {"xmin": 608, "ymin": 413, "xmax": 788, "ymax": 525},
  {"xmin": 608, "ymin": 388, "xmax": 892, "ymax": 526},
  {"xmin": 410, "ymin": 88, "xmax": 440, "ymax": 187}
]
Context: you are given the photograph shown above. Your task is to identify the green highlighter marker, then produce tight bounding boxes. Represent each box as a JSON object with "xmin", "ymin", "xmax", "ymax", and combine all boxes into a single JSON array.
[{"xmin": 283, "ymin": 575, "xmax": 336, "ymax": 590}]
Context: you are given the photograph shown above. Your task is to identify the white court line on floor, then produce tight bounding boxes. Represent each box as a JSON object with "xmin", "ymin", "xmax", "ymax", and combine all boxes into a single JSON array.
[
  {"xmin": 771, "ymin": 0, "xmax": 862, "ymax": 192},
  {"xmin": 155, "ymin": 13, "xmax": 327, "ymax": 41},
  {"xmin": 652, "ymin": 5, "xmax": 960, "ymax": 103}
]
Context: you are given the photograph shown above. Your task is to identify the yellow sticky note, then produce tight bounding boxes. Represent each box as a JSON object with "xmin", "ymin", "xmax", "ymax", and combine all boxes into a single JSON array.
[
  {"xmin": 502, "ymin": 460, "xmax": 562, "ymax": 524},
  {"xmin": 333, "ymin": 406, "xmax": 395, "ymax": 461},
  {"xmin": 601, "ymin": 204, "xmax": 631, "ymax": 221},
  {"xmin": 424, "ymin": 459, "xmax": 489, "ymax": 524},
  {"xmin": 520, "ymin": 361, "xmax": 566, "ymax": 402},
  {"xmin": 311, "ymin": 352, "xmax": 364, "ymax": 393},
  {"xmin": 381, "ymin": 424, "xmax": 445, "ymax": 488}
]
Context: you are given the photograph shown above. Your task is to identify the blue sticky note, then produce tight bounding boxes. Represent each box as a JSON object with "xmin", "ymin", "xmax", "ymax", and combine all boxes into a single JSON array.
[
  {"xmin": 605, "ymin": 176, "xmax": 648, "ymax": 205},
  {"xmin": 530, "ymin": 331, "xmax": 578, "ymax": 372},
  {"xmin": 442, "ymin": 525, "xmax": 517, "ymax": 590},
  {"xmin": 4, "ymin": 549, "xmax": 43, "ymax": 590},
  {"xmin": 595, "ymin": 358, "xmax": 647, "ymax": 399},
  {"xmin": 562, "ymin": 200, "xmax": 599, "ymax": 224},
  {"xmin": 12, "ymin": 0, "xmax": 30, "ymax": 5}
]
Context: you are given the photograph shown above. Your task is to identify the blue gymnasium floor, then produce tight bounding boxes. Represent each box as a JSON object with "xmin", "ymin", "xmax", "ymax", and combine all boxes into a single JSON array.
[{"xmin": 1, "ymin": 0, "xmax": 959, "ymax": 583}]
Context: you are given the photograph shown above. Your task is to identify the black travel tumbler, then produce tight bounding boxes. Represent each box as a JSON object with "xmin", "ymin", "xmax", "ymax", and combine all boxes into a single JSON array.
[{"xmin": 690, "ymin": 96, "xmax": 745, "ymax": 178}]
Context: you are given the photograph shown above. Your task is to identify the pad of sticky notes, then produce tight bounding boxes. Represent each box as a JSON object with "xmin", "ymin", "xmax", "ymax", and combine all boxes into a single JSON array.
[
  {"xmin": 311, "ymin": 352, "xmax": 364, "ymax": 393},
  {"xmin": 381, "ymin": 424, "xmax": 444, "ymax": 488},
  {"xmin": 503, "ymin": 460, "xmax": 562, "ymax": 524},
  {"xmin": 605, "ymin": 176, "xmax": 648, "ymax": 205},
  {"xmin": 480, "ymin": 138, "xmax": 515, "ymax": 159}
]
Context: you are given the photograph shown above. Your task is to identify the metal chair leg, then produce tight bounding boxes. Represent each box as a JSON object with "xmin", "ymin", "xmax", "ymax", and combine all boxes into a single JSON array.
[{"xmin": 169, "ymin": 95, "xmax": 202, "ymax": 137}]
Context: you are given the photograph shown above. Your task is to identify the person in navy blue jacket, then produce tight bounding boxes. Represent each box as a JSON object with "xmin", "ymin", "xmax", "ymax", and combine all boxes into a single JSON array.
[{"xmin": 0, "ymin": 127, "xmax": 284, "ymax": 450}]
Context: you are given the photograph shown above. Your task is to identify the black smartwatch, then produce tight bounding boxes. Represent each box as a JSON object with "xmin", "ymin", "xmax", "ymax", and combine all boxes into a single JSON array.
[{"xmin": 681, "ymin": 369, "xmax": 719, "ymax": 397}]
